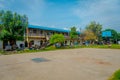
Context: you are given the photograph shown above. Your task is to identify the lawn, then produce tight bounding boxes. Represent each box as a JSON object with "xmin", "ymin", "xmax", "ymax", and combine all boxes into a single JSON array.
[
  {"xmin": 0, "ymin": 44, "xmax": 120, "ymax": 55},
  {"xmin": 79, "ymin": 44, "xmax": 120, "ymax": 49}
]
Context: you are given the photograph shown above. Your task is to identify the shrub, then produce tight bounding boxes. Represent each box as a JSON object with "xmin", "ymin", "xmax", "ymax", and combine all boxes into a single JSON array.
[
  {"xmin": 50, "ymin": 34, "xmax": 65, "ymax": 44},
  {"xmin": 108, "ymin": 69, "xmax": 120, "ymax": 80}
]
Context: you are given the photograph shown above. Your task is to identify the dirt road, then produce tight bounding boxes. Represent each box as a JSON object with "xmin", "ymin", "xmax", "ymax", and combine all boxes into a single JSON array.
[{"xmin": 0, "ymin": 48, "xmax": 120, "ymax": 80}]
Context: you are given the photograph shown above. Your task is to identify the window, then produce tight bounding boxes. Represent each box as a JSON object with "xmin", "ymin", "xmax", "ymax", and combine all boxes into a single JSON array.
[
  {"xmin": 29, "ymin": 29, "xmax": 32, "ymax": 33},
  {"xmin": 40, "ymin": 30, "xmax": 43, "ymax": 34},
  {"xmin": 65, "ymin": 33, "xmax": 68, "ymax": 36},
  {"xmin": 47, "ymin": 32, "xmax": 50, "ymax": 35},
  {"xmin": 30, "ymin": 40, "xmax": 34, "ymax": 45},
  {"xmin": 33, "ymin": 29, "xmax": 37, "ymax": 33}
]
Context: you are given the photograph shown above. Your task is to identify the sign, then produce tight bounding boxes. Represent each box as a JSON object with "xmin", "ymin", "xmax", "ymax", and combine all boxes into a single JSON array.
[{"xmin": 102, "ymin": 31, "xmax": 112, "ymax": 37}]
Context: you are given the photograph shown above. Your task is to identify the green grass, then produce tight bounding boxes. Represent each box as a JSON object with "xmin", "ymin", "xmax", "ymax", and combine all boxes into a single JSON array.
[
  {"xmin": 0, "ymin": 44, "xmax": 120, "ymax": 55},
  {"xmin": 0, "ymin": 50, "xmax": 2, "ymax": 54},
  {"xmin": 45, "ymin": 44, "xmax": 120, "ymax": 50},
  {"xmin": 108, "ymin": 69, "xmax": 120, "ymax": 80},
  {"xmin": 1, "ymin": 49, "xmax": 53, "ymax": 55},
  {"xmin": 77, "ymin": 44, "xmax": 120, "ymax": 49},
  {"xmin": 0, "ymin": 50, "xmax": 4, "ymax": 54}
]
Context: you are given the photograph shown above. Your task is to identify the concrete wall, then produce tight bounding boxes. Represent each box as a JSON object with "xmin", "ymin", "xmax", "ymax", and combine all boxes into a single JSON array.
[
  {"xmin": 34, "ymin": 40, "xmax": 40, "ymax": 46},
  {"xmin": 118, "ymin": 41, "xmax": 120, "ymax": 44},
  {"xmin": 16, "ymin": 41, "xmax": 24, "ymax": 48},
  {"xmin": 0, "ymin": 41, "xmax": 3, "ymax": 50}
]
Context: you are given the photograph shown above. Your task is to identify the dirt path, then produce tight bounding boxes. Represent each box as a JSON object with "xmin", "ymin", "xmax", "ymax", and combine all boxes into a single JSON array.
[{"xmin": 0, "ymin": 48, "xmax": 120, "ymax": 80}]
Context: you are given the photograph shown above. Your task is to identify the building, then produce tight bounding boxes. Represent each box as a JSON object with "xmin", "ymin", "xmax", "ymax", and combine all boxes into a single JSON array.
[
  {"xmin": 26, "ymin": 25, "xmax": 72, "ymax": 48},
  {"xmin": 0, "ymin": 25, "xmax": 80, "ymax": 50}
]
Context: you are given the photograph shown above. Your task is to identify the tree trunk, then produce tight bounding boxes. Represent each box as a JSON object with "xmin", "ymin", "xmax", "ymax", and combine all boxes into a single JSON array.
[{"xmin": 9, "ymin": 39, "xmax": 16, "ymax": 50}]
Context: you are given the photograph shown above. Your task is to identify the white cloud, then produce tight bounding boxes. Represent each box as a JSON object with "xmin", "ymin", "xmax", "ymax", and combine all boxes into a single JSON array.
[
  {"xmin": 63, "ymin": 27, "xmax": 69, "ymax": 30},
  {"xmin": 15, "ymin": 0, "xmax": 46, "ymax": 25},
  {"xmin": 0, "ymin": 0, "xmax": 46, "ymax": 26},
  {"xmin": 73, "ymin": 0, "xmax": 120, "ymax": 31},
  {"xmin": 26, "ymin": 0, "xmax": 45, "ymax": 11}
]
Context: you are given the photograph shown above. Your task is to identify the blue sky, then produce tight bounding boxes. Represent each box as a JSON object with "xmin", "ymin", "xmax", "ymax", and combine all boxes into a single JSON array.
[{"xmin": 0, "ymin": 0, "xmax": 120, "ymax": 32}]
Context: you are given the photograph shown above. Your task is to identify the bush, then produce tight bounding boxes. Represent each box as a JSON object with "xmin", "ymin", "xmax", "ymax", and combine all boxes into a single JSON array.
[
  {"xmin": 49, "ymin": 34, "xmax": 65, "ymax": 44},
  {"xmin": 108, "ymin": 69, "xmax": 120, "ymax": 80}
]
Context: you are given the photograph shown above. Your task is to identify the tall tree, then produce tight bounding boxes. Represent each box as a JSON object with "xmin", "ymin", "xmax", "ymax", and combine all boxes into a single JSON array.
[
  {"xmin": 69, "ymin": 26, "xmax": 79, "ymax": 46},
  {"xmin": 0, "ymin": 10, "xmax": 28, "ymax": 49},
  {"xmin": 86, "ymin": 21, "xmax": 102, "ymax": 41}
]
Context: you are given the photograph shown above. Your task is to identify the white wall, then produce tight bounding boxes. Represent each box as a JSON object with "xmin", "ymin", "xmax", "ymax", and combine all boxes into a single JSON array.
[
  {"xmin": 66, "ymin": 40, "xmax": 70, "ymax": 45},
  {"xmin": 118, "ymin": 41, "xmax": 120, "ymax": 44},
  {"xmin": 34, "ymin": 40, "xmax": 40, "ymax": 46},
  {"xmin": 16, "ymin": 41, "xmax": 24, "ymax": 48},
  {"xmin": 0, "ymin": 41, "xmax": 3, "ymax": 50}
]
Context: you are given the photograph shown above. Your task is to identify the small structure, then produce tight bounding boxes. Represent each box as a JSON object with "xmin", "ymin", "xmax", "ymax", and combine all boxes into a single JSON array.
[{"xmin": 102, "ymin": 31, "xmax": 112, "ymax": 44}]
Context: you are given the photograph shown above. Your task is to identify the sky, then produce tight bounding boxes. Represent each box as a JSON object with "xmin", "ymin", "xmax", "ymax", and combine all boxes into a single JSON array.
[{"xmin": 0, "ymin": 0, "xmax": 120, "ymax": 32}]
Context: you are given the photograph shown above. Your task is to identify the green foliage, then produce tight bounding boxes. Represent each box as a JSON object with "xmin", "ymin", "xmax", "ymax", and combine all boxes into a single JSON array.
[
  {"xmin": 86, "ymin": 21, "xmax": 102, "ymax": 41},
  {"xmin": 70, "ymin": 26, "xmax": 78, "ymax": 39},
  {"xmin": 118, "ymin": 33, "xmax": 120, "ymax": 41},
  {"xmin": 50, "ymin": 34, "xmax": 65, "ymax": 44},
  {"xmin": 0, "ymin": 50, "xmax": 2, "ymax": 54},
  {"xmin": 0, "ymin": 10, "xmax": 28, "ymax": 41},
  {"xmin": 92, "ymin": 44, "xmax": 120, "ymax": 49},
  {"xmin": 108, "ymin": 69, "xmax": 120, "ymax": 80}
]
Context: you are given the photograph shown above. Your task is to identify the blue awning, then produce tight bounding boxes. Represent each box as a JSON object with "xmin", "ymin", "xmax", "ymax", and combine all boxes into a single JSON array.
[
  {"xmin": 29, "ymin": 25, "xmax": 69, "ymax": 33},
  {"xmin": 28, "ymin": 25, "xmax": 80, "ymax": 34}
]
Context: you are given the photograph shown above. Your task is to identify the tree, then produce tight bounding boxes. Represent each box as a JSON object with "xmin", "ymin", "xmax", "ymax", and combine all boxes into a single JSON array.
[
  {"xmin": 70, "ymin": 27, "xmax": 78, "ymax": 39},
  {"xmin": 0, "ymin": 10, "xmax": 28, "ymax": 49},
  {"xmin": 118, "ymin": 33, "xmax": 120, "ymax": 41},
  {"xmin": 49, "ymin": 34, "xmax": 65, "ymax": 45},
  {"xmin": 86, "ymin": 21, "xmax": 102, "ymax": 41},
  {"xmin": 84, "ymin": 30, "xmax": 96, "ymax": 43},
  {"xmin": 69, "ymin": 26, "xmax": 79, "ymax": 46},
  {"xmin": 84, "ymin": 30, "xmax": 96, "ymax": 41}
]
